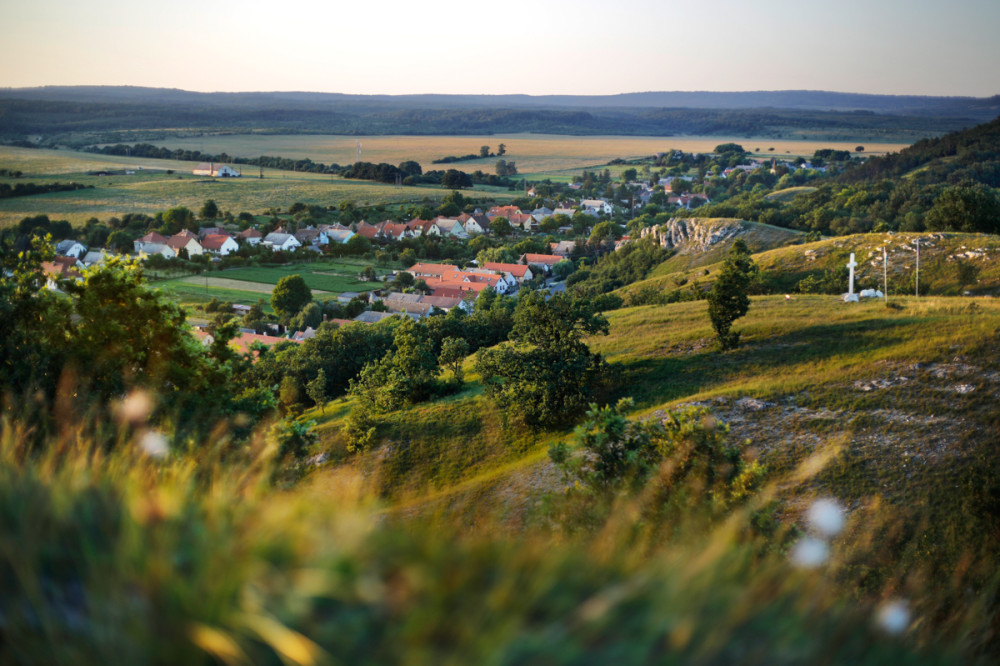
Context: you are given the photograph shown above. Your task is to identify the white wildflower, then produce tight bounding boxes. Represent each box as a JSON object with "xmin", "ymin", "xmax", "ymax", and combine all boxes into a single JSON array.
[
  {"xmin": 139, "ymin": 431, "xmax": 169, "ymax": 460},
  {"xmin": 790, "ymin": 537, "xmax": 829, "ymax": 568},
  {"xmin": 807, "ymin": 498, "xmax": 845, "ymax": 537},
  {"xmin": 876, "ymin": 600, "xmax": 910, "ymax": 635}
]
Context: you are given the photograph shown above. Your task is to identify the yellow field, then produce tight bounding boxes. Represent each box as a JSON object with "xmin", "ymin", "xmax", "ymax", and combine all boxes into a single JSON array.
[{"xmin": 148, "ymin": 133, "xmax": 912, "ymax": 177}]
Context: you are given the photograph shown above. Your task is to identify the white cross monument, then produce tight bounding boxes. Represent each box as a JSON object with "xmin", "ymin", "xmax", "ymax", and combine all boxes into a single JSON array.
[{"xmin": 843, "ymin": 253, "xmax": 859, "ymax": 302}]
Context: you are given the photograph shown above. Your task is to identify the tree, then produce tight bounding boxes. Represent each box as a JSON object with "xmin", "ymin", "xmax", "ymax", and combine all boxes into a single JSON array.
[
  {"xmin": 395, "ymin": 271, "xmax": 415, "ymax": 289},
  {"xmin": 707, "ymin": 239, "xmax": 756, "ymax": 350},
  {"xmin": 490, "ymin": 216, "xmax": 513, "ymax": 237},
  {"xmin": 475, "ymin": 291, "xmax": 610, "ymax": 429},
  {"xmin": 439, "ymin": 337, "xmax": 469, "ymax": 384},
  {"xmin": 306, "ymin": 369, "xmax": 328, "ymax": 411},
  {"xmin": 360, "ymin": 265, "xmax": 377, "ymax": 281},
  {"xmin": 855, "ymin": 146, "xmax": 865, "ymax": 152},
  {"xmin": 926, "ymin": 183, "xmax": 1000, "ymax": 234},
  {"xmin": 497, "ymin": 143, "xmax": 506, "ymax": 156},
  {"xmin": 442, "ymin": 169, "xmax": 472, "ymax": 189},
  {"xmin": 271, "ymin": 274, "xmax": 312, "ymax": 322},
  {"xmin": 344, "ymin": 234, "xmax": 372, "ymax": 256},
  {"xmin": 552, "ymin": 259, "xmax": 576, "ymax": 281},
  {"xmin": 399, "ymin": 248, "xmax": 417, "ymax": 267},
  {"xmin": 480, "ymin": 145, "xmax": 491, "ymax": 158},
  {"xmin": 200, "ymin": 199, "xmax": 219, "ymax": 220}
]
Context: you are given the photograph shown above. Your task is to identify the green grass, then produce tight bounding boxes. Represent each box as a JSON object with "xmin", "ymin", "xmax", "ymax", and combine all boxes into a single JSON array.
[
  {"xmin": 764, "ymin": 186, "xmax": 819, "ymax": 202},
  {"xmin": 219, "ymin": 260, "xmax": 388, "ymax": 294}
]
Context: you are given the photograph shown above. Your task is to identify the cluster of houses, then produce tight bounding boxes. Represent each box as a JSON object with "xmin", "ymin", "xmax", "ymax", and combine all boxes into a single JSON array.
[{"xmin": 130, "ymin": 222, "xmax": 361, "ymax": 259}]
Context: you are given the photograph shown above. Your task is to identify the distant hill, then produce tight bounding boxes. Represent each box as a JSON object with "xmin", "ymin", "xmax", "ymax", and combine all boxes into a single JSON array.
[
  {"xmin": 0, "ymin": 86, "xmax": 996, "ymax": 144},
  {"xmin": 839, "ymin": 114, "xmax": 1000, "ymax": 185}
]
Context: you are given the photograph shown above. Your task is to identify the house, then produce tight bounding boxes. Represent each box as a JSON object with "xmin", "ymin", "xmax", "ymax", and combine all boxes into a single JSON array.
[
  {"xmin": 294, "ymin": 228, "xmax": 329, "ymax": 247},
  {"xmin": 193, "ymin": 330, "xmax": 301, "ymax": 355},
  {"xmin": 134, "ymin": 231, "xmax": 169, "ymax": 254},
  {"xmin": 167, "ymin": 232, "xmax": 204, "ymax": 257},
  {"xmin": 520, "ymin": 253, "xmax": 563, "ymax": 274},
  {"xmin": 378, "ymin": 222, "xmax": 411, "ymax": 241},
  {"xmin": 667, "ymin": 193, "xmax": 710, "ymax": 209},
  {"xmin": 137, "ymin": 242, "xmax": 176, "ymax": 260},
  {"xmin": 41, "ymin": 258, "xmax": 83, "ymax": 289},
  {"xmin": 407, "ymin": 263, "xmax": 460, "ymax": 279},
  {"xmin": 384, "ymin": 294, "xmax": 434, "ymax": 318},
  {"xmin": 553, "ymin": 207, "xmax": 577, "ymax": 218},
  {"xmin": 487, "ymin": 205, "xmax": 522, "ymax": 219},
  {"xmin": 508, "ymin": 213, "xmax": 536, "ymax": 232},
  {"xmin": 581, "ymin": 199, "xmax": 613, "ymax": 216},
  {"xmin": 420, "ymin": 295, "xmax": 463, "ymax": 312},
  {"xmin": 192, "ymin": 163, "xmax": 241, "ymax": 178},
  {"xmin": 354, "ymin": 311, "xmax": 397, "ymax": 325},
  {"xmin": 198, "ymin": 226, "xmax": 227, "ymax": 238},
  {"xmin": 531, "ymin": 207, "xmax": 554, "ymax": 220},
  {"xmin": 201, "ymin": 234, "xmax": 240, "ymax": 256},
  {"xmin": 326, "ymin": 228, "xmax": 355, "ymax": 244},
  {"xmin": 463, "ymin": 215, "xmax": 490, "ymax": 235},
  {"xmin": 55, "ymin": 239, "xmax": 87, "ymax": 258},
  {"xmin": 404, "ymin": 219, "xmax": 432, "ymax": 237},
  {"xmin": 238, "ymin": 228, "xmax": 263, "ymax": 246},
  {"xmin": 459, "ymin": 270, "xmax": 514, "ymax": 293},
  {"xmin": 263, "ymin": 232, "xmax": 302, "ymax": 252},
  {"xmin": 82, "ymin": 249, "xmax": 109, "ymax": 267},
  {"xmin": 482, "ymin": 262, "xmax": 533, "ymax": 284},
  {"xmin": 355, "ymin": 222, "xmax": 381, "ymax": 240},
  {"xmin": 550, "ymin": 241, "xmax": 577, "ymax": 257},
  {"xmin": 429, "ymin": 218, "xmax": 467, "ymax": 238}
]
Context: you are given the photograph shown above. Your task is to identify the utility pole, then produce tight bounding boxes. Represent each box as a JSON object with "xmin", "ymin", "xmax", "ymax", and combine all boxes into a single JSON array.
[
  {"xmin": 915, "ymin": 237, "xmax": 920, "ymax": 297},
  {"xmin": 883, "ymin": 247, "xmax": 888, "ymax": 304}
]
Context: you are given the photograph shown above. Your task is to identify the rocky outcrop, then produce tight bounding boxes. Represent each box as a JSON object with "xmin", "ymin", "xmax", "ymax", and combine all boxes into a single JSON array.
[{"xmin": 640, "ymin": 218, "xmax": 746, "ymax": 253}]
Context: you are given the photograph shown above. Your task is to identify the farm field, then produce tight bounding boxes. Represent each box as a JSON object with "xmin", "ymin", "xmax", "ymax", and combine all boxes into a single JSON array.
[
  {"xmin": 151, "ymin": 258, "xmax": 389, "ymax": 309},
  {"xmin": 0, "ymin": 145, "xmax": 516, "ymax": 228},
  {"xmin": 146, "ymin": 133, "xmax": 912, "ymax": 177}
]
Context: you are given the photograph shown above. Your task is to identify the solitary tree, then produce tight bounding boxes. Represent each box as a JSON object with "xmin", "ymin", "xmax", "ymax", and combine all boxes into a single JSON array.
[
  {"xmin": 200, "ymin": 199, "xmax": 219, "ymax": 220},
  {"xmin": 271, "ymin": 274, "xmax": 312, "ymax": 323},
  {"xmin": 490, "ymin": 216, "xmax": 513, "ymax": 238},
  {"xmin": 480, "ymin": 145, "xmax": 491, "ymax": 158},
  {"xmin": 707, "ymin": 239, "xmax": 757, "ymax": 350}
]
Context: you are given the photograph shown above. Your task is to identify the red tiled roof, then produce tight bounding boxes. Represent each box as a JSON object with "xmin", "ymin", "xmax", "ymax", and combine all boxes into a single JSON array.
[
  {"xmin": 483, "ymin": 262, "xmax": 530, "ymax": 277},
  {"xmin": 201, "ymin": 234, "xmax": 234, "ymax": 251},
  {"xmin": 522, "ymin": 253, "xmax": 563, "ymax": 266}
]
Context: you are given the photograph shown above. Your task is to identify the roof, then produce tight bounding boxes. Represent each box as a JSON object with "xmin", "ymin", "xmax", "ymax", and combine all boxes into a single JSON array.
[
  {"xmin": 522, "ymin": 253, "xmax": 563, "ymax": 266},
  {"xmin": 407, "ymin": 263, "xmax": 460, "ymax": 276},
  {"xmin": 483, "ymin": 262, "xmax": 530, "ymax": 278},
  {"xmin": 355, "ymin": 222, "xmax": 380, "ymax": 240},
  {"xmin": 264, "ymin": 232, "xmax": 299, "ymax": 245},
  {"xmin": 41, "ymin": 260, "xmax": 82, "ymax": 280},
  {"xmin": 201, "ymin": 234, "xmax": 236, "ymax": 251},
  {"xmin": 354, "ymin": 311, "xmax": 396, "ymax": 324},
  {"xmin": 238, "ymin": 228, "xmax": 263, "ymax": 238},
  {"xmin": 167, "ymin": 235, "xmax": 200, "ymax": 251},
  {"xmin": 420, "ymin": 295, "xmax": 463, "ymax": 310},
  {"xmin": 488, "ymin": 205, "xmax": 522, "ymax": 218},
  {"xmin": 192, "ymin": 330, "xmax": 302, "ymax": 355},
  {"xmin": 139, "ymin": 231, "xmax": 168, "ymax": 243}
]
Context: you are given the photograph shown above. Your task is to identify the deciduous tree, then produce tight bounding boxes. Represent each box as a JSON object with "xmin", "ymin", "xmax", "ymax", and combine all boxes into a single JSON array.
[{"xmin": 707, "ymin": 239, "xmax": 756, "ymax": 350}]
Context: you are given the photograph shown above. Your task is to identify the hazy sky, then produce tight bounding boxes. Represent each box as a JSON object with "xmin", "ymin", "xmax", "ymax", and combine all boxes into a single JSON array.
[{"xmin": 2, "ymin": 0, "xmax": 998, "ymax": 96}]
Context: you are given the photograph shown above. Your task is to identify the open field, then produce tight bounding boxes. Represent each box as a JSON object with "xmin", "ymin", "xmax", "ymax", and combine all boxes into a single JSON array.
[
  {"xmin": 151, "ymin": 258, "xmax": 389, "ymax": 308},
  {"xmin": 0, "ymin": 146, "xmax": 516, "ymax": 228},
  {"xmin": 147, "ymin": 133, "xmax": 912, "ymax": 177}
]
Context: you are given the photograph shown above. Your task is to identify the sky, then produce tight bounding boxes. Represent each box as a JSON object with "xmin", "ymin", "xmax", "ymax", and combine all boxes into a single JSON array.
[{"xmin": 1, "ymin": 0, "xmax": 998, "ymax": 97}]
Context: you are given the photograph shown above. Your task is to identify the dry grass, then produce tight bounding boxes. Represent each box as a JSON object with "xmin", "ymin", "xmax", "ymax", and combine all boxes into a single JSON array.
[{"xmin": 146, "ymin": 133, "xmax": 912, "ymax": 177}]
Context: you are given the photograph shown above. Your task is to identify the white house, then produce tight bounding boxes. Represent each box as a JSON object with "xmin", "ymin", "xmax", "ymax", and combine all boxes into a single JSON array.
[
  {"xmin": 326, "ymin": 228, "xmax": 355, "ymax": 244},
  {"xmin": 192, "ymin": 163, "xmax": 241, "ymax": 178},
  {"xmin": 201, "ymin": 234, "xmax": 240, "ymax": 256},
  {"xmin": 238, "ymin": 228, "xmax": 263, "ymax": 246},
  {"xmin": 462, "ymin": 215, "xmax": 490, "ymax": 235},
  {"xmin": 166, "ymin": 232, "xmax": 204, "ymax": 257},
  {"xmin": 137, "ymin": 242, "xmax": 176, "ymax": 260},
  {"xmin": 431, "ymin": 218, "xmax": 468, "ymax": 238},
  {"xmin": 263, "ymin": 232, "xmax": 302, "ymax": 252},
  {"xmin": 82, "ymin": 249, "xmax": 109, "ymax": 267},
  {"xmin": 55, "ymin": 240, "xmax": 87, "ymax": 258},
  {"xmin": 581, "ymin": 199, "xmax": 613, "ymax": 215}
]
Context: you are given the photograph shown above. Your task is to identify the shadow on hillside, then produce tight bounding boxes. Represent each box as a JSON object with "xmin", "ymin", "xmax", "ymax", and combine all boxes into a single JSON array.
[{"xmin": 617, "ymin": 314, "xmax": 928, "ymax": 408}]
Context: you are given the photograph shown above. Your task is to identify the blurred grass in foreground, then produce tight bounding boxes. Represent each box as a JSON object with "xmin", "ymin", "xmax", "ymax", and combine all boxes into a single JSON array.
[{"xmin": 2, "ymin": 409, "xmax": 995, "ymax": 665}]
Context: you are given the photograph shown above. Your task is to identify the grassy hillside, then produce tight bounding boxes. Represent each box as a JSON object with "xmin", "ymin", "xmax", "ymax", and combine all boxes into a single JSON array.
[
  {"xmin": 0, "ymin": 145, "xmax": 515, "ymax": 228},
  {"xmin": 5, "ymin": 291, "xmax": 1000, "ymax": 661},
  {"xmin": 626, "ymin": 230, "xmax": 1000, "ymax": 299}
]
